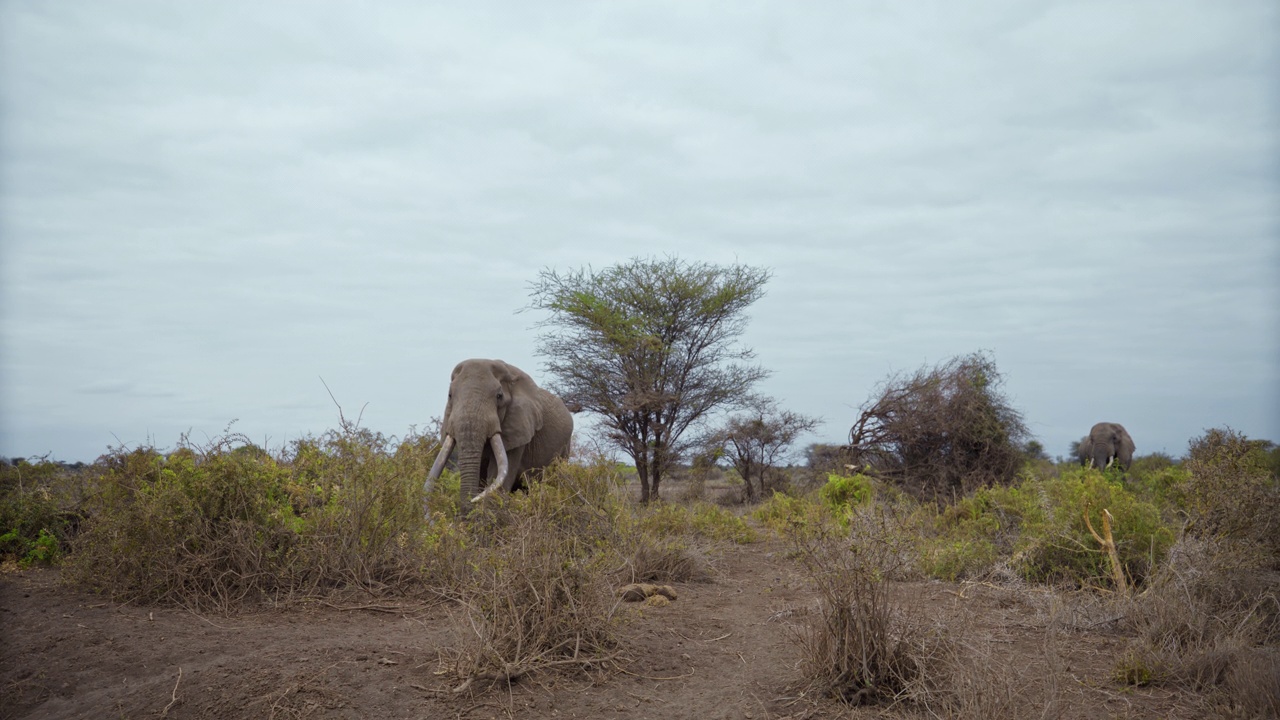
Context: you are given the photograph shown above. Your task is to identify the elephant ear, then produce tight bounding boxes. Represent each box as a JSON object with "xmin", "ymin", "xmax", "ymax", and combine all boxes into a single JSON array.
[
  {"xmin": 502, "ymin": 392, "xmax": 543, "ymax": 447},
  {"xmin": 495, "ymin": 360, "xmax": 543, "ymax": 447},
  {"xmin": 1119, "ymin": 429, "xmax": 1136, "ymax": 457}
]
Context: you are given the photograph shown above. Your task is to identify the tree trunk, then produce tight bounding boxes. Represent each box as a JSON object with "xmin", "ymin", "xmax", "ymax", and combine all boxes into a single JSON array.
[{"xmin": 635, "ymin": 454, "xmax": 651, "ymax": 504}]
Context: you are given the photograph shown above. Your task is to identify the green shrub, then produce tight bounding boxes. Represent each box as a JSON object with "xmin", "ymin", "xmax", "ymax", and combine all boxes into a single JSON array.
[
  {"xmin": 69, "ymin": 426, "xmax": 448, "ymax": 609},
  {"xmin": 0, "ymin": 459, "xmax": 81, "ymax": 566},
  {"xmin": 916, "ymin": 467, "xmax": 1174, "ymax": 587},
  {"xmin": 919, "ymin": 537, "xmax": 999, "ymax": 582},
  {"xmin": 752, "ymin": 491, "xmax": 836, "ymax": 537},
  {"xmin": 69, "ymin": 444, "xmax": 300, "ymax": 608},
  {"xmin": 819, "ymin": 472, "xmax": 873, "ymax": 514},
  {"xmin": 1012, "ymin": 467, "xmax": 1174, "ymax": 586},
  {"xmin": 634, "ymin": 500, "xmax": 756, "ymax": 544},
  {"xmin": 689, "ymin": 503, "xmax": 757, "ymax": 543},
  {"xmin": 914, "ymin": 485, "xmax": 1019, "ymax": 580}
]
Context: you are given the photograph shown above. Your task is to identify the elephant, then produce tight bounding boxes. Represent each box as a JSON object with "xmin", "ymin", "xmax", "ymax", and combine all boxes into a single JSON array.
[
  {"xmin": 423, "ymin": 358, "xmax": 573, "ymax": 515},
  {"xmin": 1077, "ymin": 422, "xmax": 1135, "ymax": 471}
]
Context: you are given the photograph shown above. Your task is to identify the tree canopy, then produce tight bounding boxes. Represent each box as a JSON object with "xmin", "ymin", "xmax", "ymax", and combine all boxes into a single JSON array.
[
  {"xmin": 529, "ymin": 257, "xmax": 771, "ymax": 502},
  {"xmin": 711, "ymin": 396, "xmax": 820, "ymax": 502}
]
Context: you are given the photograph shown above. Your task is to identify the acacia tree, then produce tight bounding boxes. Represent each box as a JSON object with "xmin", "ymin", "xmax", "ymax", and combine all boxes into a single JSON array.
[
  {"xmin": 712, "ymin": 397, "xmax": 821, "ymax": 502},
  {"xmin": 529, "ymin": 257, "xmax": 771, "ymax": 503}
]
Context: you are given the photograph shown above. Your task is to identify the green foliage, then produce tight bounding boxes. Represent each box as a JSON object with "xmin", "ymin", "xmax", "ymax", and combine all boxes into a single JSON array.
[
  {"xmin": 530, "ymin": 257, "xmax": 771, "ymax": 503},
  {"xmin": 917, "ymin": 489, "xmax": 1014, "ymax": 580},
  {"xmin": 69, "ymin": 427, "xmax": 447, "ymax": 609},
  {"xmin": 752, "ymin": 491, "xmax": 837, "ymax": 538},
  {"xmin": 1012, "ymin": 467, "xmax": 1175, "ymax": 586},
  {"xmin": 634, "ymin": 501, "xmax": 757, "ymax": 544},
  {"xmin": 919, "ymin": 536, "xmax": 999, "ymax": 582},
  {"xmin": 69, "ymin": 444, "xmax": 300, "ymax": 607},
  {"xmin": 819, "ymin": 473, "xmax": 873, "ymax": 514},
  {"xmin": 1126, "ymin": 462, "xmax": 1189, "ymax": 510},
  {"xmin": 919, "ymin": 466, "xmax": 1175, "ymax": 586},
  {"xmin": 0, "ymin": 459, "xmax": 79, "ymax": 566}
]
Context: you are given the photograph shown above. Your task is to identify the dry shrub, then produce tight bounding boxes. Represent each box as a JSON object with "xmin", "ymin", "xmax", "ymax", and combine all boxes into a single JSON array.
[
  {"xmin": 618, "ymin": 532, "xmax": 712, "ymax": 584},
  {"xmin": 68, "ymin": 439, "xmax": 300, "ymax": 610},
  {"xmin": 69, "ymin": 425, "xmax": 447, "ymax": 610},
  {"xmin": 787, "ymin": 508, "xmax": 922, "ymax": 704},
  {"xmin": 1218, "ymin": 647, "xmax": 1280, "ymax": 719},
  {"xmin": 1179, "ymin": 427, "xmax": 1280, "ymax": 562},
  {"xmin": 446, "ymin": 460, "xmax": 625, "ymax": 692},
  {"xmin": 1121, "ymin": 536, "xmax": 1280, "ymax": 697},
  {"xmin": 1116, "ymin": 428, "xmax": 1280, "ymax": 709},
  {"xmin": 903, "ymin": 623, "xmax": 1066, "ymax": 720},
  {"xmin": 846, "ymin": 352, "xmax": 1030, "ymax": 503},
  {"xmin": 448, "ymin": 517, "xmax": 620, "ymax": 693}
]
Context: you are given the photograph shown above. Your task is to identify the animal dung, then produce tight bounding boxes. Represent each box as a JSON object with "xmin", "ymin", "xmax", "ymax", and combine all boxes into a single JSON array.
[{"xmin": 618, "ymin": 583, "xmax": 678, "ymax": 602}]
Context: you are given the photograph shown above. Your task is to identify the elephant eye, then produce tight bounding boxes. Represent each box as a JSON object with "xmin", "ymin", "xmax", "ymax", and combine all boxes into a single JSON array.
[{"xmin": 497, "ymin": 391, "xmax": 505, "ymax": 402}]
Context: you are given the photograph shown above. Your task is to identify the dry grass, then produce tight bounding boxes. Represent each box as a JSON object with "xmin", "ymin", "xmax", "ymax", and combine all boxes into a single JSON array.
[
  {"xmin": 786, "ymin": 505, "xmax": 1073, "ymax": 716},
  {"xmin": 786, "ymin": 508, "xmax": 922, "ymax": 704},
  {"xmin": 1118, "ymin": 536, "xmax": 1280, "ymax": 704},
  {"xmin": 443, "ymin": 461, "xmax": 628, "ymax": 692},
  {"xmin": 902, "ymin": 627, "xmax": 1066, "ymax": 720},
  {"xmin": 446, "ymin": 515, "xmax": 621, "ymax": 693}
]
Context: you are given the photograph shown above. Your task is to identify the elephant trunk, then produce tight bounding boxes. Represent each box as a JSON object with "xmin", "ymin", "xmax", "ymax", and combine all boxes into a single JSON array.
[
  {"xmin": 455, "ymin": 441, "xmax": 484, "ymax": 510},
  {"xmin": 1092, "ymin": 444, "xmax": 1111, "ymax": 470}
]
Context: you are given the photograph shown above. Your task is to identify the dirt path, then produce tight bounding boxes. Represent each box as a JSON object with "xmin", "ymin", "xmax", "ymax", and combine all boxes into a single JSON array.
[{"xmin": 2, "ymin": 539, "xmax": 1203, "ymax": 719}]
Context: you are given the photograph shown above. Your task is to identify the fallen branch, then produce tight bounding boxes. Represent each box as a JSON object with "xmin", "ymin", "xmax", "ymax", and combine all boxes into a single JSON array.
[
  {"xmin": 160, "ymin": 667, "xmax": 182, "ymax": 717},
  {"xmin": 1084, "ymin": 507, "xmax": 1128, "ymax": 594}
]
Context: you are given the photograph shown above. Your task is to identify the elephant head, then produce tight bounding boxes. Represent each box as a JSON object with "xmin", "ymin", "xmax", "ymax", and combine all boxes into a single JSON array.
[
  {"xmin": 423, "ymin": 358, "xmax": 573, "ymax": 516},
  {"xmin": 1078, "ymin": 422, "xmax": 1135, "ymax": 471}
]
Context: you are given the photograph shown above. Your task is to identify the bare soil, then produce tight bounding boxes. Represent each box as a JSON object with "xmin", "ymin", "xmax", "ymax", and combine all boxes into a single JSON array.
[{"xmin": 2, "ymin": 537, "xmax": 1206, "ymax": 719}]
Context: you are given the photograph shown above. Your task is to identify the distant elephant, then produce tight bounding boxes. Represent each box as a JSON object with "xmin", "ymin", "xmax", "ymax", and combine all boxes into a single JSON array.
[
  {"xmin": 423, "ymin": 358, "xmax": 573, "ymax": 515},
  {"xmin": 1077, "ymin": 422, "xmax": 1135, "ymax": 471}
]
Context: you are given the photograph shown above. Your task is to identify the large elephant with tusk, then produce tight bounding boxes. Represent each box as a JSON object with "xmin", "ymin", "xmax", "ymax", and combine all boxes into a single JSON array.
[
  {"xmin": 1077, "ymin": 422, "xmax": 1135, "ymax": 472},
  {"xmin": 424, "ymin": 358, "xmax": 573, "ymax": 516}
]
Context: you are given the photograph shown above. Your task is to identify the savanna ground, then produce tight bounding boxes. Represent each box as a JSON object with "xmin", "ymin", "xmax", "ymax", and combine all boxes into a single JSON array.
[
  {"xmin": 1, "ymin": 428, "xmax": 1277, "ymax": 720},
  {"xmin": 0, "ymin": 533, "xmax": 1201, "ymax": 720}
]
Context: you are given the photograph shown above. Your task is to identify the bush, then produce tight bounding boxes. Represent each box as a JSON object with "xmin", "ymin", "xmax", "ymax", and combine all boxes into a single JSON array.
[
  {"xmin": 752, "ymin": 491, "xmax": 837, "ymax": 538},
  {"xmin": 787, "ymin": 511, "xmax": 924, "ymax": 704},
  {"xmin": 918, "ymin": 467, "xmax": 1174, "ymax": 587},
  {"xmin": 0, "ymin": 459, "xmax": 82, "ymax": 566},
  {"xmin": 1014, "ymin": 467, "xmax": 1175, "ymax": 587},
  {"xmin": 818, "ymin": 472, "xmax": 873, "ymax": 514},
  {"xmin": 446, "ymin": 460, "xmax": 626, "ymax": 691},
  {"xmin": 69, "ymin": 426, "xmax": 449, "ymax": 610},
  {"xmin": 633, "ymin": 501, "xmax": 757, "ymax": 544},
  {"xmin": 1115, "ymin": 429, "xmax": 1280, "ymax": 708},
  {"xmin": 1119, "ymin": 536, "xmax": 1280, "ymax": 702},
  {"xmin": 846, "ymin": 352, "xmax": 1030, "ymax": 502},
  {"xmin": 1177, "ymin": 428, "xmax": 1280, "ymax": 561},
  {"xmin": 68, "ymin": 443, "xmax": 301, "ymax": 609}
]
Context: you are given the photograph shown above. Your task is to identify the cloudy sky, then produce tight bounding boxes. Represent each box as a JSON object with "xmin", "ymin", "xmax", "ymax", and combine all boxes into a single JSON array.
[{"xmin": 2, "ymin": 1, "xmax": 1276, "ymax": 464}]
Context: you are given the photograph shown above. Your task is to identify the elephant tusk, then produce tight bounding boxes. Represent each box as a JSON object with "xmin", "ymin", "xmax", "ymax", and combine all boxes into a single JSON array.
[
  {"xmin": 471, "ymin": 433, "xmax": 509, "ymax": 503},
  {"xmin": 423, "ymin": 435, "xmax": 456, "ymax": 514}
]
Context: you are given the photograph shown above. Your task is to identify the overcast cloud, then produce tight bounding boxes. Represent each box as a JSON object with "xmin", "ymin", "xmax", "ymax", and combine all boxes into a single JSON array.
[{"xmin": 2, "ymin": 1, "xmax": 1277, "ymax": 463}]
